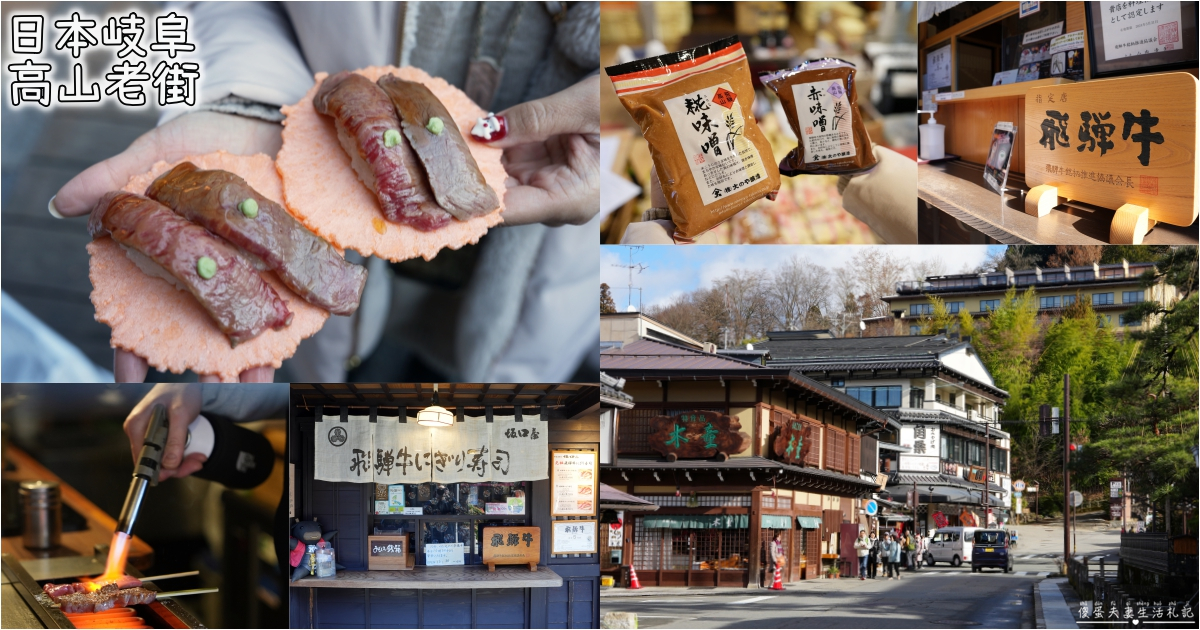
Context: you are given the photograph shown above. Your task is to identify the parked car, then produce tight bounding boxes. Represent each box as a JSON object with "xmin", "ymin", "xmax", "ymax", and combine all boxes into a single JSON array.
[
  {"xmin": 971, "ymin": 529, "xmax": 1012, "ymax": 573},
  {"xmin": 924, "ymin": 526, "xmax": 979, "ymax": 566}
]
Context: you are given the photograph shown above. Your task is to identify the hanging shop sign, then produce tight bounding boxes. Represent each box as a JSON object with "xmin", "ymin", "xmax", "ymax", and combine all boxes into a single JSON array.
[
  {"xmin": 647, "ymin": 411, "xmax": 748, "ymax": 461},
  {"xmin": 932, "ymin": 511, "xmax": 950, "ymax": 529},
  {"xmin": 1023, "ymin": 74, "xmax": 1198, "ymax": 242},
  {"xmin": 367, "ymin": 535, "xmax": 412, "ymax": 571},
  {"xmin": 771, "ymin": 417, "xmax": 814, "ymax": 466},
  {"xmin": 552, "ymin": 520, "xmax": 598, "ymax": 555},
  {"xmin": 314, "ymin": 414, "xmax": 549, "ymax": 484},
  {"xmin": 551, "ymin": 450, "xmax": 597, "ymax": 517},
  {"xmin": 482, "ymin": 526, "xmax": 541, "ymax": 571},
  {"xmin": 608, "ymin": 512, "xmax": 625, "ymax": 547}
]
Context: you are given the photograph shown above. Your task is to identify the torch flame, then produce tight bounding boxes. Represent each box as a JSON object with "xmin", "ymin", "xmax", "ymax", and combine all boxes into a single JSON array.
[{"xmin": 82, "ymin": 531, "xmax": 132, "ymax": 591}]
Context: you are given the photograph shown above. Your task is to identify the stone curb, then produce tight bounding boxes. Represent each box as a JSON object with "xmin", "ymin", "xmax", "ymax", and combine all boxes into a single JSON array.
[{"xmin": 1035, "ymin": 580, "xmax": 1046, "ymax": 629}]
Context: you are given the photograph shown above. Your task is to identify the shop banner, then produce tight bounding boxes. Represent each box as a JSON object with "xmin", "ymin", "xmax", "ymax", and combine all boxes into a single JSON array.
[
  {"xmin": 315, "ymin": 414, "xmax": 550, "ymax": 484},
  {"xmin": 492, "ymin": 416, "xmax": 550, "ymax": 482},
  {"xmin": 431, "ymin": 416, "xmax": 493, "ymax": 483},
  {"xmin": 374, "ymin": 418, "xmax": 434, "ymax": 484},
  {"xmin": 315, "ymin": 414, "xmax": 376, "ymax": 483}
]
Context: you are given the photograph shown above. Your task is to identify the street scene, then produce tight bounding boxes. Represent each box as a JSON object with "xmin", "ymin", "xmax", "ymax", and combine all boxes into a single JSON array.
[{"xmin": 598, "ymin": 244, "xmax": 1197, "ymax": 629}]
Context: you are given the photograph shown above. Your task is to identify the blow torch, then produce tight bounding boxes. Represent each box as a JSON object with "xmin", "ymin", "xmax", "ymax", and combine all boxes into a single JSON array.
[{"xmin": 116, "ymin": 404, "xmax": 276, "ymax": 536}]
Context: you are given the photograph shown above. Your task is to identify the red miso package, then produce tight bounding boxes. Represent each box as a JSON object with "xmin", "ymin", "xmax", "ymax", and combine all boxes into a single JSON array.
[
  {"xmin": 607, "ymin": 36, "xmax": 780, "ymax": 240},
  {"xmin": 760, "ymin": 58, "xmax": 877, "ymax": 176}
]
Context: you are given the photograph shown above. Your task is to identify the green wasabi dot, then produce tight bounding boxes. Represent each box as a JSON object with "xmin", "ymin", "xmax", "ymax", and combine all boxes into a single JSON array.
[
  {"xmin": 239, "ymin": 198, "xmax": 259, "ymax": 218},
  {"xmin": 197, "ymin": 256, "xmax": 217, "ymax": 279},
  {"xmin": 384, "ymin": 129, "xmax": 401, "ymax": 148},
  {"xmin": 426, "ymin": 117, "xmax": 445, "ymax": 135}
]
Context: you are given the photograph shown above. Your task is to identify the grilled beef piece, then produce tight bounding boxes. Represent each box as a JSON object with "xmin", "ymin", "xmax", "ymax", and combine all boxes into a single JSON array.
[
  {"xmin": 54, "ymin": 585, "xmax": 156, "ymax": 613},
  {"xmin": 43, "ymin": 576, "xmax": 142, "ymax": 599},
  {"xmin": 314, "ymin": 71, "xmax": 453, "ymax": 231},
  {"xmin": 89, "ymin": 191, "xmax": 293, "ymax": 346},
  {"xmin": 377, "ymin": 74, "xmax": 499, "ymax": 221},
  {"xmin": 146, "ymin": 162, "xmax": 368, "ymax": 315}
]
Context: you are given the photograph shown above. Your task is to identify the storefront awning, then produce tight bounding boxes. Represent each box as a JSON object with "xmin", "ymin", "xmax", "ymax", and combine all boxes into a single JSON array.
[
  {"xmin": 642, "ymin": 514, "xmax": 749, "ymax": 529},
  {"xmin": 761, "ymin": 514, "xmax": 792, "ymax": 529},
  {"xmin": 796, "ymin": 516, "xmax": 822, "ymax": 529}
]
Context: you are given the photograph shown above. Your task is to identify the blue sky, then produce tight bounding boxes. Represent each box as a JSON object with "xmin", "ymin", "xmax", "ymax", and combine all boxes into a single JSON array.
[{"xmin": 601, "ymin": 245, "xmax": 1007, "ymax": 311}]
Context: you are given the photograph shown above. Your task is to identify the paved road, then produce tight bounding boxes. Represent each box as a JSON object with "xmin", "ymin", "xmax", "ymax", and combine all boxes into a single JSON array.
[{"xmin": 600, "ymin": 516, "xmax": 1120, "ymax": 629}]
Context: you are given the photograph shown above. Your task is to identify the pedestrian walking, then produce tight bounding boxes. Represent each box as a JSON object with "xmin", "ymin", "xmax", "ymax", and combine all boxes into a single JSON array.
[
  {"xmin": 914, "ymin": 533, "xmax": 926, "ymax": 569},
  {"xmin": 768, "ymin": 531, "xmax": 786, "ymax": 588},
  {"xmin": 854, "ymin": 530, "xmax": 871, "ymax": 580},
  {"xmin": 904, "ymin": 532, "xmax": 917, "ymax": 570},
  {"xmin": 868, "ymin": 532, "xmax": 880, "ymax": 579}
]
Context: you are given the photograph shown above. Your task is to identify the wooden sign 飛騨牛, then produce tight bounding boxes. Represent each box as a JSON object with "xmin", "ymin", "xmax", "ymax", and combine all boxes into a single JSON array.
[
  {"xmin": 482, "ymin": 526, "xmax": 541, "ymax": 572},
  {"xmin": 646, "ymin": 411, "xmax": 748, "ymax": 461},
  {"xmin": 1023, "ymin": 73, "xmax": 1198, "ymax": 243}
]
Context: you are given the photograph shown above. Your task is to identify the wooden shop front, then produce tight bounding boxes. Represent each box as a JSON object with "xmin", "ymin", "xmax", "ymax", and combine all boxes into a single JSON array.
[
  {"xmin": 287, "ymin": 383, "xmax": 602, "ymax": 629},
  {"xmin": 599, "ymin": 341, "xmax": 892, "ymax": 588}
]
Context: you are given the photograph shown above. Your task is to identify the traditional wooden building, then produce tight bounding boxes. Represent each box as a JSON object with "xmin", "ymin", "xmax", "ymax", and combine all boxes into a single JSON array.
[{"xmin": 599, "ymin": 338, "xmax": 891, "ymax": 587}]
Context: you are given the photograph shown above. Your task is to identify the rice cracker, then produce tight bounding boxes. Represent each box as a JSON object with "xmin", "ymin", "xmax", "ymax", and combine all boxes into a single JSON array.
[{"xmin": 88, "ymin": 151, "xmax": 329, "ymax": 382}]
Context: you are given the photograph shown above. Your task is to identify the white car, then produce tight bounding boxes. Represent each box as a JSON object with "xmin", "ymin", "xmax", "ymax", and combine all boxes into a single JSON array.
[{"xmin": 924, "ymin": 526, "xmax": 980, "ymax": 567}]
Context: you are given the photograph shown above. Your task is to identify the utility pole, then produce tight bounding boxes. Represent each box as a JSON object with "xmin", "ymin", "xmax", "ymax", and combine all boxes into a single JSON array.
[
  {"xmin": 983, "ymin": 418, "xmax": 991, "ymax": 523},
  {"xmin": 1063, "ymin": 373, "xmax": 1071, "ymax": 565}
]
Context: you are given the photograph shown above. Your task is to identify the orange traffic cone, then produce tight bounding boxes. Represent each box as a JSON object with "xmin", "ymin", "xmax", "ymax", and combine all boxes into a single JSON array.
[
  {"xmin": 628, "ymin": 565, "xmax": 642, "ymax": 590},
  {"xmin": 770, "ymin": 565, "xmax": 785, "ymax": 590}
]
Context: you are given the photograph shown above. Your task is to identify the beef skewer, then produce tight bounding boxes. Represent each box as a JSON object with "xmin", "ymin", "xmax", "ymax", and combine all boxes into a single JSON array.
[{"xmin": 42, "ymin": 569, "xmax": 200, "ymax": 598}]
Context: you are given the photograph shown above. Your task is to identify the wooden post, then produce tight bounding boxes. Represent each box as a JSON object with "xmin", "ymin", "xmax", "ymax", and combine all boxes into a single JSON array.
[
  {"xmin": 1064, "ymin": 374, "xmax": 1072, "ymax": 565},
  {"xmin": 748, "ymin": 489, "xmax": 763, "ymax": 588}
]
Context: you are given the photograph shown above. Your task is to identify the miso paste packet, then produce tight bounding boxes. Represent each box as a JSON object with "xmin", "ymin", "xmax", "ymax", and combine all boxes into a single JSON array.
[
  {"xmin": 607, "ymin": 36, "xmax": 781, "ymax": 240},
  {"xmin": 761, "ymin": 58, "xmax": 877, "ymax": 176}
]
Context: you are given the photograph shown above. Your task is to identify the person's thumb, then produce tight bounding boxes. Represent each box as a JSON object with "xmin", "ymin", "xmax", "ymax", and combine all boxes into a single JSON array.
[
  {"xmin": 472, "ymin": 76, "xmax": 599, "ymax": 148},
  {"xmin": 51, "ymin": 131, "xmax": 165, "ymax": 217}
]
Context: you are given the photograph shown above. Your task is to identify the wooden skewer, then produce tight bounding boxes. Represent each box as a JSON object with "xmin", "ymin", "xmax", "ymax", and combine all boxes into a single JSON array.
[
  {"xmin": 155, "ymin": 587, "xmax": 219, "ymax": 598},
  {"xmin": 138, "ymin": 570, "xmax": 200, "ymax": 582}
]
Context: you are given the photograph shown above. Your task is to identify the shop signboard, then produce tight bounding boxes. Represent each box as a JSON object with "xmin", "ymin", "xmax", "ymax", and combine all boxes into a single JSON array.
[
  {"xmin": 608, "ymin": 511, "xmax": 624, "ymax": 547},
  {"xmin": 482, "ymin": 526, "xmax": 541, "ymax": 571},
  {"xmin": 967, "ymin": 466, "xmax": 986, "ymax": 484},
  {"xmin": 551, "ymin": 450, "xmax": 597, "ymax": 516},
  {"xmin": 552, "ymin": 520, "xmax": 598, "ymax": 555},
  {"xmin": 367, "ymin": 535, "xmax": 411, "ymax": 571},
  {"xmin": 932, "ymin": 511, "xmax": 950, "ymax": 529},
  {"xmin": 1024, "ymin": 74, "xmax": 1198, "ymax": 239},
  {"xmin": 899, "ymin": 424, "xmax": 941, "ymax": 457},
  {"xmin": 648, "ymin": 411, "xmax": 748, "ymax": 460},
  {"xmin": 771, "ymin": 418, "xmax": 813, "ymax": 466},
  {"xmin": 899, "ymin": 454, "xmax": 940, "ymax": 473}
]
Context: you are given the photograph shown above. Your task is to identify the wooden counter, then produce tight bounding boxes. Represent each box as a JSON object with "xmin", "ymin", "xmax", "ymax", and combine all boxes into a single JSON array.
[
  {"xmin": 918, "ymin": 161, "xmax": 1198, "ymax": 244},
  {"xmin": 2, "ymin": 446, "xmax": 154, "ymax": 571},
  {"xmin": 290, "ymin": 564, "xmax": 564, "ymax": 590}
]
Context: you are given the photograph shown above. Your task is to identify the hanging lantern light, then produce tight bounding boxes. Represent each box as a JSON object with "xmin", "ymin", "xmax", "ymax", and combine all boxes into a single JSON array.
[{"xmin": 417, "ymin": 383, "xmax": 453, "ymax": 427}]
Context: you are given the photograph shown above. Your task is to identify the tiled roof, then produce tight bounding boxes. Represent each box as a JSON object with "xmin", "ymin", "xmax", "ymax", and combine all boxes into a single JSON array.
[
  {"xmin": 600, "ymin": 337, "xmax": 767, "ymax": 371},
  {"xmin": 760, "ymin": 333, "xmax": 965, "ymax": 360},
  {"xmin": 890, "ymin": 409, "xmax": 1011, "ymax": 439}
]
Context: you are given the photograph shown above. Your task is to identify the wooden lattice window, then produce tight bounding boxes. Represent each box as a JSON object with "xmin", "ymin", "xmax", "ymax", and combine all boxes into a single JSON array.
[
  {"xmin": 847, "ymin": 434, "xmax": 862, "ymax": 475},
  {"xmin": 826, "ymin": 426, "xmax": 847, "ymax": 473}
]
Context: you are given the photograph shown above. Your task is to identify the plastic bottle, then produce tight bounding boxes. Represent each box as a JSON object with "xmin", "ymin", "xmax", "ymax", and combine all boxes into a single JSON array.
[{"xmin": 920, "ymin": 113, "xmax": 946, "ymax": 161}]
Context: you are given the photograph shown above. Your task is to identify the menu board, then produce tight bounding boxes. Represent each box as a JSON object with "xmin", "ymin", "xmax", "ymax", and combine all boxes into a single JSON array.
[
  {"xmin": 551, "ymin": 450, "xmax": 597, "ymax": 516},
  {"xmin": 551, "ymin": 520, "xmax": 598, "ymax": 555},
  {"xmin": 425, "ymin": 542, "xmax": 466, "ymax": 566}
]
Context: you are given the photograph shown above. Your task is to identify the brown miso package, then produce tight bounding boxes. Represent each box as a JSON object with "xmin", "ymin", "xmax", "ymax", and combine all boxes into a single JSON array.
[
  {"xmin": 761, "ymin": 58, "xmax": 877, "ymax": 176},
  {"xmin": 606, "ymin": 36, "xmax": 780, "ymax": 240}
]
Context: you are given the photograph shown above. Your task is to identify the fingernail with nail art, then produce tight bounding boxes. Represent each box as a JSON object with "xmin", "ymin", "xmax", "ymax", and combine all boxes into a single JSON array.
[{"xmin": 470, "ymin": 113, "xmax": 506, "ymax": 142}]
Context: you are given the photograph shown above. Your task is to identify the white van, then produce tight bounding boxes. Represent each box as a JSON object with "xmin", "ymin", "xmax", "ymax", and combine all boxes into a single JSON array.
[{"xmin": 925, "ymin": 526, "xmax": 979, "ymax": 566}]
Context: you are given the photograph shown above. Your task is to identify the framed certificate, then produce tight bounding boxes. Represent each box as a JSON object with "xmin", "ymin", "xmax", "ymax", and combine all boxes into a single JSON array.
[{"xmin": 1086, "ymin": 1, "xmax": 1198, "ymax": 79}]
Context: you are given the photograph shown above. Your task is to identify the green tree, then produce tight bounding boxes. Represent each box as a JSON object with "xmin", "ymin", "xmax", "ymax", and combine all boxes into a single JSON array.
[{"xmin": 600, "ymin": 283, "xmax": 617, "ymax": 314}]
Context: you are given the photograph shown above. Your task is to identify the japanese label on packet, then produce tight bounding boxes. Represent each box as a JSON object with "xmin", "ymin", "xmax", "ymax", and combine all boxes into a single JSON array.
[
  {"xmin": 663, "ymin": 82, "xmax": 769, "ymax": 209},
  {"xmin": 793, "ymin": 79, "xmax": 857, "ymax": 164}
]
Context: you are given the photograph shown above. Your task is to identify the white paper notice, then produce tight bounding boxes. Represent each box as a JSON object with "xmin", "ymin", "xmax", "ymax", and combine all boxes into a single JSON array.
[
  {"xmin": 1049, "ymin": 30, "xmax": 1086, "ymax": 54},
  {"xmin": 315, "ymin": 415, "xmax": 375, "ymax": 483},
  {"xmin": 551, "ymin": 451, "xmax": 597, "ymax": 516},
  {"xmin": 1023, "ymin": 21, "xmax": 1064, "ymax": 44},
  {"xmin": 925, "ymin": 47, "xmax": 951, "ymax": 89},
  {"xmin": 1100, "ymin": 1, "xmax": 1183, "ymax": 58},
  {"xmin": 425, "ymin": 543, "xmax": 466, "ymax": 566},
  {"xmin": 552, "ymin": 521, "xmax": 598, "ymax": 554}
]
